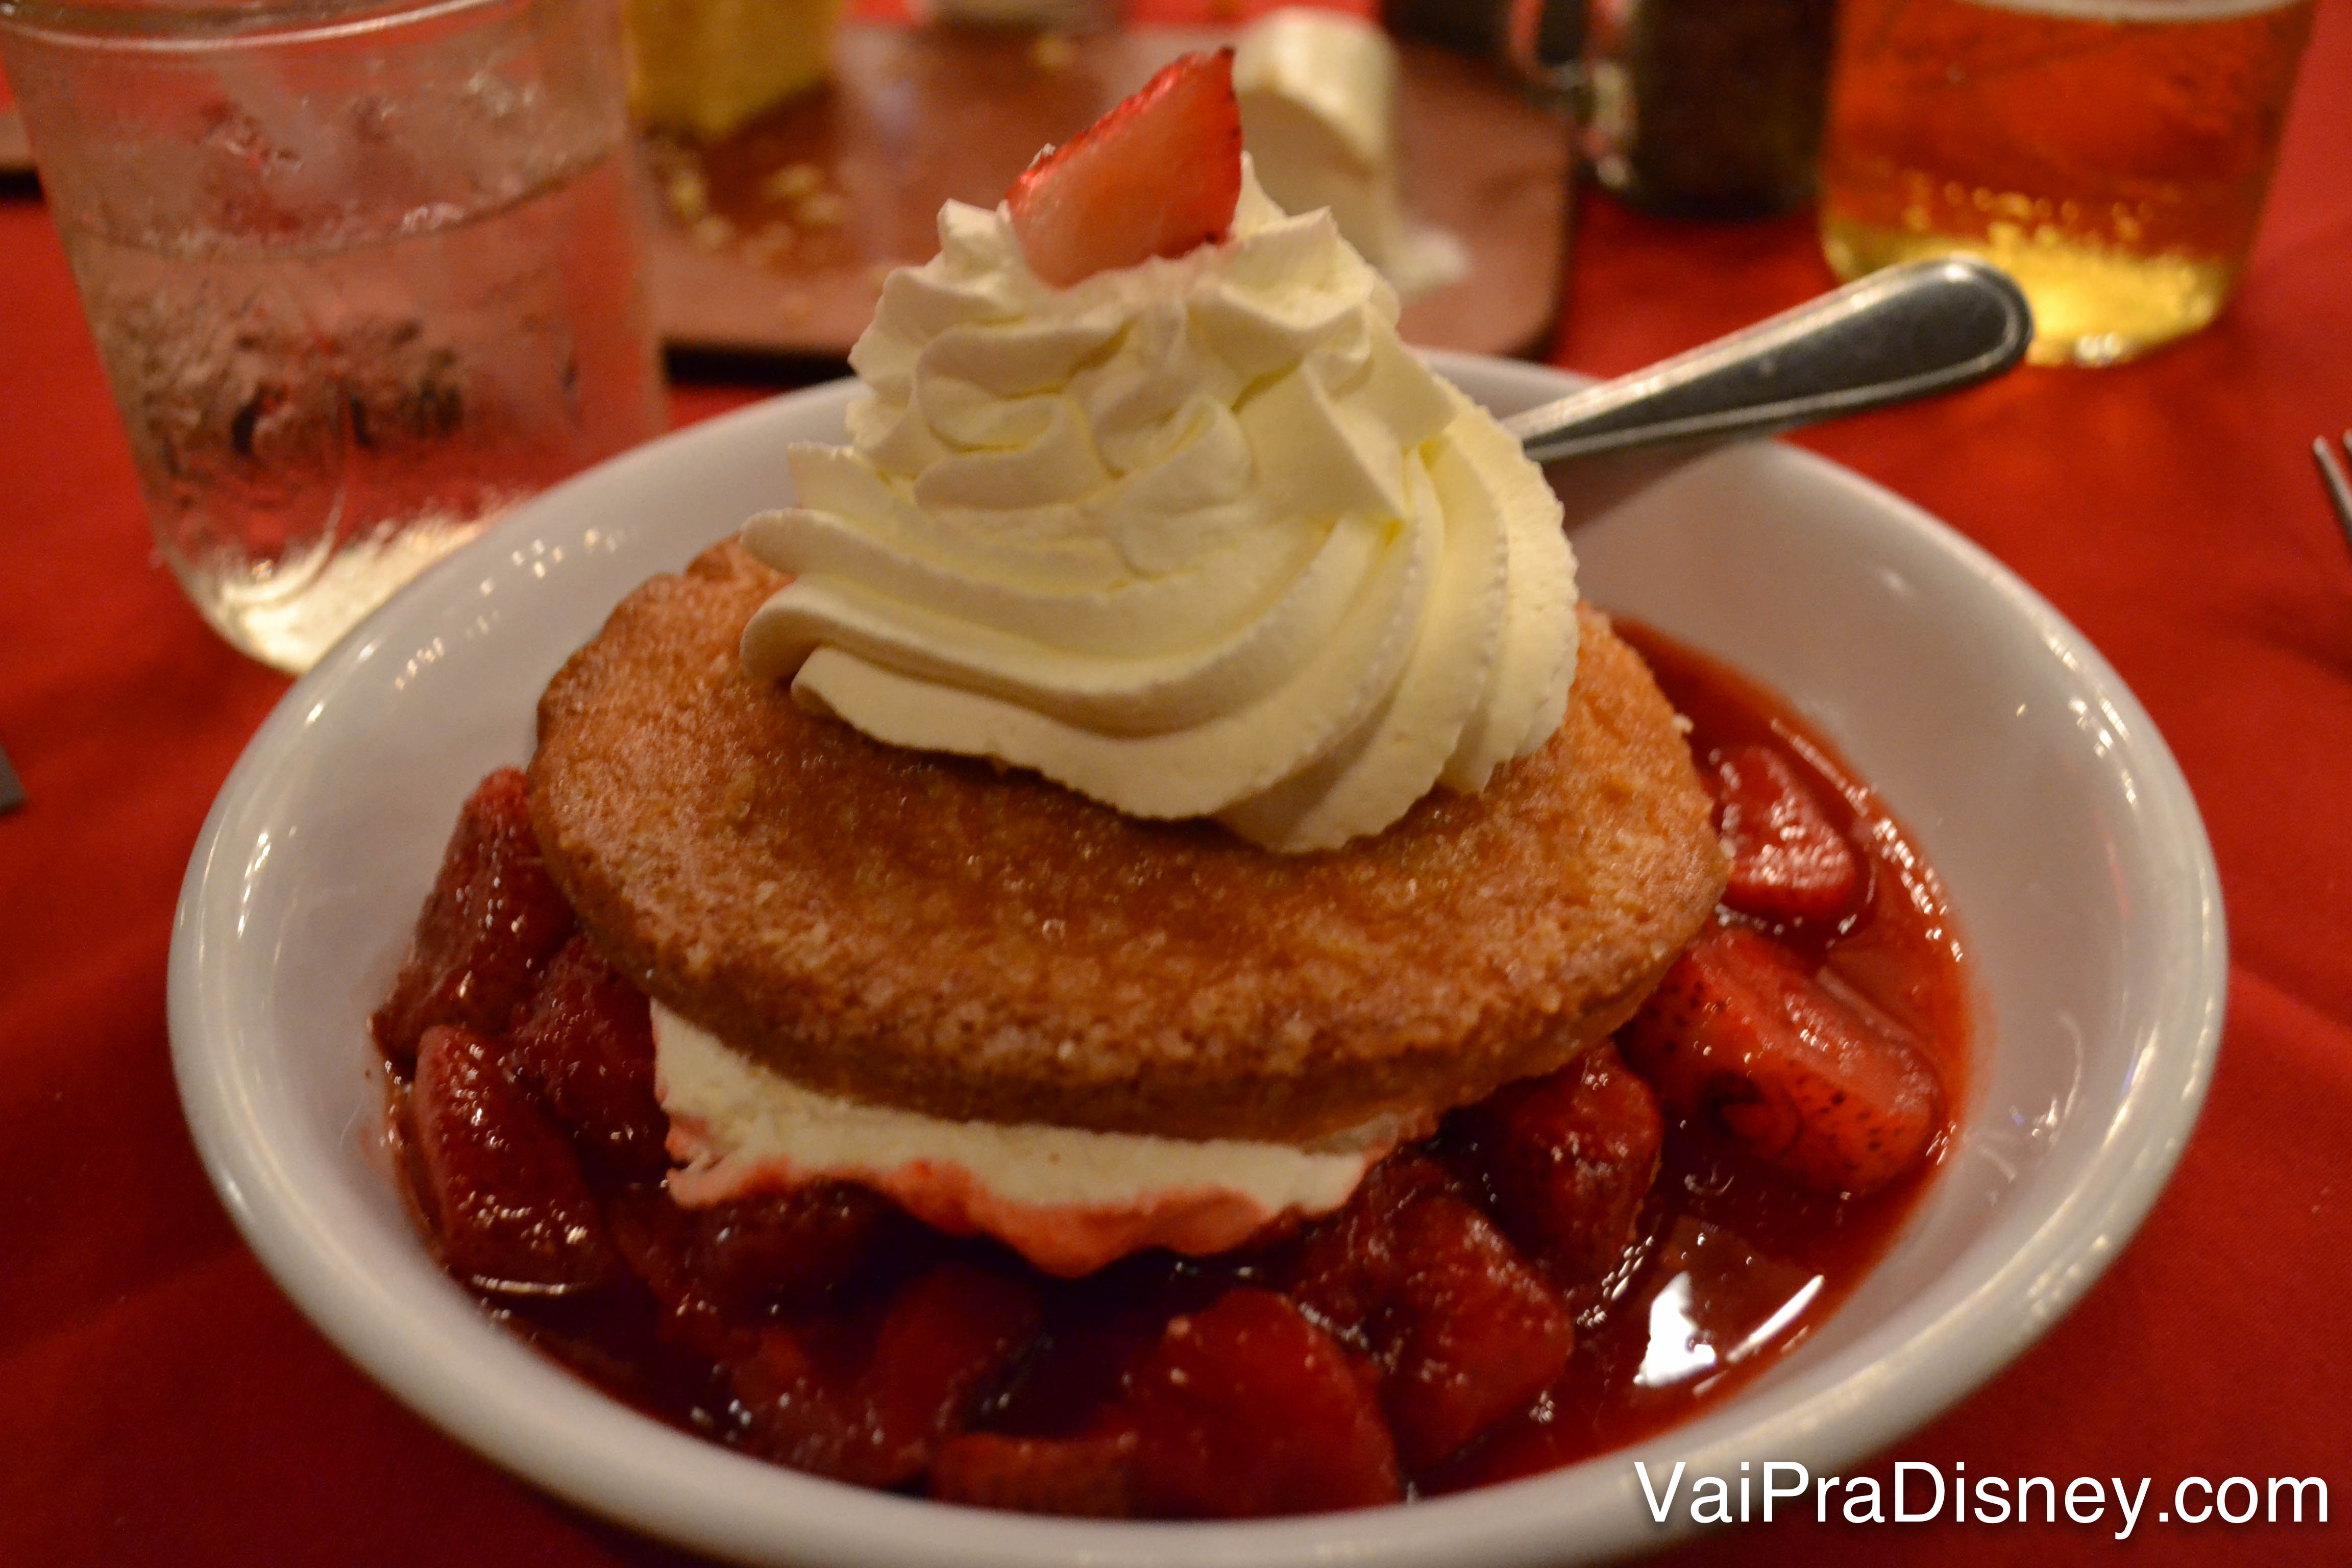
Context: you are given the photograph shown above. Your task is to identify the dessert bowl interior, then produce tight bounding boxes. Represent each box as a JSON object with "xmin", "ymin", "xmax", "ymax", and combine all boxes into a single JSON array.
[{"xmin": 169, "ymin": 353, "xmax": 2223, "ymax": 1567}]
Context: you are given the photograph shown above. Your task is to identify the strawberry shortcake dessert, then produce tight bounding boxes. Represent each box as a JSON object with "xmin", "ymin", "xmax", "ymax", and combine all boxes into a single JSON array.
[{"xmin": 371, "ymin": 52, "xmax": 1964, "ymax": 1518}]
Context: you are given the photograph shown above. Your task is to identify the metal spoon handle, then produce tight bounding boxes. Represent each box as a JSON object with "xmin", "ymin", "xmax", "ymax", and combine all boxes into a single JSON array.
[{"xmin": 1504, "ymin": 257, "xmax": 2035, "ymax": 463}]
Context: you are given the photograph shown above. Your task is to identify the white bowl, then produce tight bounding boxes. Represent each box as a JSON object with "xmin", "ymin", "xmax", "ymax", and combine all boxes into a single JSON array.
[{"xmin": 170, "ymin": 354, "xmax": 2224, "ymax": 1566}]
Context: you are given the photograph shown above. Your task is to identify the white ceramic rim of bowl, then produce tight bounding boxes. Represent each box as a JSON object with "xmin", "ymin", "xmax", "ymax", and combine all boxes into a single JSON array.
[{"xmin": 170, "ymin": 351, "xmax": 2225, "ymax": 1567}]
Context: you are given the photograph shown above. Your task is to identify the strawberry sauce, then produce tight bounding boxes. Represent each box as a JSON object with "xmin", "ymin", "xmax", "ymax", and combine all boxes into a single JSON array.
[{"xmin": 375, "ymin": 621, "xmax": 1970, "ymax": 1517}]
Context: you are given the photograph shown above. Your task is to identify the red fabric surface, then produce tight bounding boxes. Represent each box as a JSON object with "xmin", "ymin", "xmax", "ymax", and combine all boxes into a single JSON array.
[{"xmin": 2, "ymin": 5, "xmax": 2348, "ymax": 1564}]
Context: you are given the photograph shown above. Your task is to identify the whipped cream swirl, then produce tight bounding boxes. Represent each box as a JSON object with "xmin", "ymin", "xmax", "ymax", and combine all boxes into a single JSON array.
[{"xmin": 739, "ymin": 167, "xmax": 1577, "ymax": 851}]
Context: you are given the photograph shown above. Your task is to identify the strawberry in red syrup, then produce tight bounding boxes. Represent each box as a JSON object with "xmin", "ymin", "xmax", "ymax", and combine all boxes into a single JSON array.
[
  {"xmin": 375, "ymin": 599, "xmax": 1981, "ymax": 1514},
  {"xmin": 1454, "ymin": 1043, "xmax": 1662, "ymax": 1301},
  {"xmin": 691, "ymin": 1185, "xmax": 909, "ymax": 1316},
  {"xmin": 1006, "ymin": 50, "xmax": 1243, "ymax": 288},
  {"xmin": 863, "ymin": 1263, "xmax": 1044, "ymax": 1468},
  {"xmin": 1714, "ymin": 743, "xmax": 1863, "ymax": 925},
  {"xmin": 372, "ymin": 768, "xmax": 575, "ymax": 1069},
  {"xmin": 1285, "ymin": 1163, "xmax": 1573, "ymax": 1473},
  {"xmin": 410, "ymin": 1024, "xmax": 623, "ymax": 1294},
  {"xmin": 729, "ymin": 1261, "xmax": 1040, "ymax": 1487},
  {"xmin": 507, "ymin": 934, "xmax": 667, "ymax": 1181},
  {"xmin": 1379, "ymin": 1196, "xmax": 1575, "ymax": 1471},
  {"xmin": 930, "ymin": 1431, "xmax": 1141, "ymax": 1517},
  {"xmin": 603, "ymin": 1186, "xmax": 749, "ymax": 1364},
  {"xmin": 726, "ymin": 1320, "xmax": 860, "ymax": 1477},
  {"xmin": 602, "ymin": 1181, "xmax": 910, "ymax": 1371},
  {"xmin": 1285, "ymin": 1153, "xmax": 1456, "ymax": 1346},
  {"xmin": 1123, "ymin": 1287, "xmax": 1401, "ymax": 1516},
  {"xmin": 1619, "ymin": 925, "xmax": 1942, "ymax": 1197}
]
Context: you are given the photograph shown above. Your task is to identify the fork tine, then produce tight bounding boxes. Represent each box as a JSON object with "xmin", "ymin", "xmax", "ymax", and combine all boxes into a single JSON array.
[{"xmin": 2315, "ymin": 434, "xmax": 2352, "ymax": 553}]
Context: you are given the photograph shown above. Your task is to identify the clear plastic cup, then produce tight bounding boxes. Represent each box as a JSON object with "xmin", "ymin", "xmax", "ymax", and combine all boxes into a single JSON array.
[{"xmin": 0, "ymin": 0, "xmax": 668, "ymax": 670}]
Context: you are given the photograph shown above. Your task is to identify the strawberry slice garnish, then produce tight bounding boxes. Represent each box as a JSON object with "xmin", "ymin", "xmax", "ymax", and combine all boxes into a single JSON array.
[
  {"xmin": 1620, "ymin": 925, "xmax": 1943, "ymax": 1197},
  {"xmin": 1006, "ymin": 49, "xmax": 1242, "ymax": 288},
  {"xmin": 1714, "ymin": 744, "xmax": 1864, "ymax": 925}
]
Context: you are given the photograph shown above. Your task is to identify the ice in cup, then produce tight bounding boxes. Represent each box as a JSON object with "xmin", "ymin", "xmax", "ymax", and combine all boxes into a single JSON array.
[
  {"xmin": 1819, "ymin": 0, "xmax": 2315, "ymax": 367},
  {"xmin": 0, "ymin": 0, "xmax": 668, "ymax": 671}
]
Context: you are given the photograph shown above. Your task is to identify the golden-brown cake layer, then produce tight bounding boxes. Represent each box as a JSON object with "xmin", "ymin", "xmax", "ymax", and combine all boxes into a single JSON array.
[{"xmin": 530, "ymin": 539, "xmax": 1725, "ymax": 1144}]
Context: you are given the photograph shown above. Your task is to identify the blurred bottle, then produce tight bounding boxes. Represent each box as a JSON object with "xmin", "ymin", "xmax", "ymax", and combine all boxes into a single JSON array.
[{"xmin": 1585, "ymin": 0, "xmax": 1839, "ymax": 218}]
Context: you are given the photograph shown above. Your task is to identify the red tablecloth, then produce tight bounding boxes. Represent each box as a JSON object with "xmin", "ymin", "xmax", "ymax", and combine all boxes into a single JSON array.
[{"xmin": 3, "ymin": 7, "xmax": 2348, "ymax": 1564}]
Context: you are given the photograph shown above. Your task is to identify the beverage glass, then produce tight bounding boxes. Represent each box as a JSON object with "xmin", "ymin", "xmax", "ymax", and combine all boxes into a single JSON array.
[
  {"xmin": 0, "ymin": 0, "xmax": 668, "ymax": 671},
  {"xmin": 1818, "ymin": 0, "xmax": 2315, "ymax": 367}
]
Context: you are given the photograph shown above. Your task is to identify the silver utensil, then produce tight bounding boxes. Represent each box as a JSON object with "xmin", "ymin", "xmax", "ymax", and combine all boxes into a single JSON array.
[
  {"xmin": 2312, "ymin": 432, "xmax": 2352, "ymax": 553},
  {"xmin": 1506, "ymin": 257, "xmax": 2034, "ymax": 463}
]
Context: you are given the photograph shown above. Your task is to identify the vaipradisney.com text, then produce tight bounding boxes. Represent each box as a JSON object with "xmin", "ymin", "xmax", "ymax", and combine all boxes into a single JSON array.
[{"xmin": 1636, "ymin": 1461, "xmax": 2329, "ymax": 1540}]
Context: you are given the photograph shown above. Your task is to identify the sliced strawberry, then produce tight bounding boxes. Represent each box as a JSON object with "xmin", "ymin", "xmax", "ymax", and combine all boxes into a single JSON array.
[
  {"xmin": 692, "ymin": 1184, "xmax": 906, "ymax": 1315},
  {"xmin": 1380, "ymin": 1196, "xmax": 1575, "ymax": 1471},
  {"xmin": 603, "ymin": 1185, "xmax": 750, "ymax": 1364},
  {"xmin": 1124, "ymin": 1287, "xmax": 1401, "ymax": 1517},
  {"xmin": 1619, "ymin": 924, "xmax": 1942, "ymax": 1197},
  {"xmin": 1285, "ymin": 1152, "xmax": 1454, "ymax": 1348},
  {"xmin": 981, "ymin": 1257, "xmax": 1217, "ymax": 1439},
  {"xmin": 929, "ymin": 1431, "xmax": 1141, "ymax": 1517},
  {"xmin": 725, "ymin": 1320, "xmax": 862, "ymax": 1477},
  {"xmin": 372, "ymin": 768, "xmax": 576, "ymax": 1070},
  {"xmin": 604, "ymin": 1179, "xmax": 906, "ymax": 1358},
  {"xmin": 1006, "ymin": 49, "xmax": 1242, "ymax": 288},
  {"xmin": 1285, "ymin": 1158, "xmax": 1575, "ymax": 1472},
  {"xmin": 411, "ymin": 1024, "xmax": 622, "ymax": 1294},
  {"xmin": 1714, "ymin": 744, "xmax": 1863, "ymax": 925},
  {"xmin": 861, "ymin": 1262, "xmax": 1043, "ymax": 1475},
  {"xmin": 729, "ymin": 1261, "xmax": 1040, "ymax": 1487},
  {"xmin": 507, "ymin": 934, "xmax": 667, "ymax": 1181},
  {"xmin": 1454, "ymin": 1043, "xmax": 1662, "ymax": 1298}
]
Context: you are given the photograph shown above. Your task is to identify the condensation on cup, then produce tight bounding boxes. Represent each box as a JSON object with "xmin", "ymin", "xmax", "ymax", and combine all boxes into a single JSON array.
[
  {"xmin": 1819, "ymin": 0, "xmax": 2316, "ymax": 367},
  {"xmin": 0, "ymin": 0, "xmax": 669, "ymax": 672}
]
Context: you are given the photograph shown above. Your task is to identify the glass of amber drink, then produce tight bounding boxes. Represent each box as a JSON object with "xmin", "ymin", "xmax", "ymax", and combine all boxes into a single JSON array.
[{"xmin": 1818, "ymin": 0, "xmax": 2315, "ymax": 366}]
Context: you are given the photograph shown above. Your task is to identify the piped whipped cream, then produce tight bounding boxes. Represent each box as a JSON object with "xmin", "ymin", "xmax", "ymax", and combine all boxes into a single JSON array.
[
  {"xmin": 740, "ymin": 163, "xmax": 1576, "ymax": 852},
  {"xmin": 654, "ymin": 1002, "xmax": 1411, "ymax": 1277},
  {"xmin": 1233, "ymin": 8, "xmax": 1469, "ymax": 296}
]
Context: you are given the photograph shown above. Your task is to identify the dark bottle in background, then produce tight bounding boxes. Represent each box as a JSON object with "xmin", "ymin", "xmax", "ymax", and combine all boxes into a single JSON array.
[{"xmin": 1585, "ymin": 0, "xmax": 1838, "ymax": 218}]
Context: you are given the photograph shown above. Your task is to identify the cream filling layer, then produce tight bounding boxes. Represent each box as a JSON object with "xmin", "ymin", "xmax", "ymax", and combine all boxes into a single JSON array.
[{"xmin": 653, "ymin": 1002, "xmax": 1406, "ymax": 1277}]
